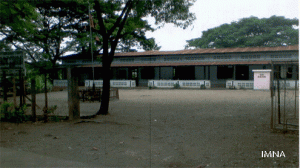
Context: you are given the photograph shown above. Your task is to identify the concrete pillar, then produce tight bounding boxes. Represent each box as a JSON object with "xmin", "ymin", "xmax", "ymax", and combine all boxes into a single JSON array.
[
  {"xmin": 125, "ymin": 68, "xmax": 129, "ymax": 79},
  {"xmin": 154, "ymin": 67, "xmax": 160, "ymax": 79},
  {"xmin": 160, "ymin": 67, "xmax": 173, "ymax": 79},
  {"xmin": 233, "ymin": 65, "xmax": 236, "ymax": 80},
  {"xmin": 205, "ymin": 66, "xmax": 209, "ymax": 80},
  {"xmin": 210, "ymin": 66, "xmax": 217, "ymax": 81},
  {"xmin": 67, "ymin": 67, "xmax": 80, "ymax": 120},
  {"xmin": 280, "ymin": 65, "xmax": 287, "ymax": 79},
  {"xmin": 195, "ymin": 66, "xmax": 204, "ymax": 80},
  {"xmin": 292, "ymin": 65, "xmax": 297, "ymax": 80},
  {"xmin": 138, "ymin": 68, "xmax": 142, "ymax": 80}
]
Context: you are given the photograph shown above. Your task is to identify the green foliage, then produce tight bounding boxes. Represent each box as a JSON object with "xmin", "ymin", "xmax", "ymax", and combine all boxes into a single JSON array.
[
  {"xmin": 0, "ymin": 1, "xmax": 38, "ymax": 51},
  {"xmin": 91, "ymin": 0, "xmax": 195, "ymax": 114},
  {"xmin": 200, "ymin": 84, "xmax": 206, "ymax": 89},
  {"xmin": 46, "ymin": 105, "xmax": 60, "ymax": 122},
  {"xmin": 26, "ymin": 72, "xmax": 53, "ymax": 93},
  {"xmin": 47, "ymin": 105, "xmax": 58, "ymax": 114},
  {"xmin": 186, "ymin": 16, "xmax": 299, "ymax": 49},
  {"xmin": 0, "ymin": 102, "xmax": 29, "ymax": 123},
  {"xmin": 35, "ymin": 75, "xmax": 53, "ymax": 93},
  {"xmin": 173, "ymin": 83, "xmax": 180, "ymax": 89},
  {"xmin": 1, "ymin": 0, "xmax": 91, "ymax": 79},
  {"xmin": 1, "ymin": 0, "xmax": 196, "ymax": 115}
]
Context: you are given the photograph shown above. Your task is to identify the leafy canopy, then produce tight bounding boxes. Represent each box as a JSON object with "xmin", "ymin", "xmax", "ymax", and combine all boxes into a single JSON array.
[
  {"xmin": 1, "ymin": 0, "xmax": 93, "ymax": 77},
  {"xmin": 186, "ymin": 16, "xmax": 299, "ymax": 49},
  {"xmin": 0, "ymin": 1, "xmax": 38, "ymax": 51},
  {"xmin": 90, "ymin": 0, "xmax": 196, "ymax": 115}
]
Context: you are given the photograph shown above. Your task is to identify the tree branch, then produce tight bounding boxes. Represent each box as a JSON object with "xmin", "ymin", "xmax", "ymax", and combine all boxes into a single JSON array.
[
  {"xmin": 94, "ymin": 0, "xmax": 107, "ymax": 36},
  {"xmin": 12, "ymin": 41, "xmax": 37, "ymax": 63},
  {"xmin": 109, "ymin": 1, "xmax": 134, "ymax": 61},
  {"xmin": 107, "ymin": 0, "xmax": 132, "ymax": 35}
]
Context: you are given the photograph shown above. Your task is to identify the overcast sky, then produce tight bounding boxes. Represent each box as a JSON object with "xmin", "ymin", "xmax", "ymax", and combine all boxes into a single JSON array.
[{"xmin": 145, "ymin": 0, "xmax": 299, "ymax": 51}]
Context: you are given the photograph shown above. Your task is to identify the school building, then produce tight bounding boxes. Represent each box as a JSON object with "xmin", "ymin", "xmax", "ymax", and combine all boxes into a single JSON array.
[{"xmin": 56, "ymin": 45, "xmax": 299, "ymax": 89}]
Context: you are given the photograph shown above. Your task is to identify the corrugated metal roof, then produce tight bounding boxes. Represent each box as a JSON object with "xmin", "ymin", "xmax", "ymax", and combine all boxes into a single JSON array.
[
  {"xmin": 113, "ymin": 45, "xmax": 299, "ymax": 57},
  {"xmin": 61, "ymin": 45, "xmax": 298, "ymax": 60},
  {"xmin": 79, "ymin": 61, "xmax": 273, "ymax": 68}
]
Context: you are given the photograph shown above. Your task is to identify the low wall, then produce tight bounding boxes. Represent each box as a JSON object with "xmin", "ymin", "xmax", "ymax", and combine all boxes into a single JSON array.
[
  {"xmin": 273, "ymin": 80, "xmax": 299, "ymax": 89},
  {"xmin": 226, "ymin": 80, "xmax": 299, "ymax": 89},
  {"xmin": 53, "ymin": 79, "xmax": 136, "ymax": 88},
  {"xmin": 226, "ymin": 80, "xmax": 254, "ymax": 89},
  {"xmin": 85, "ymin": 80, "xmax": 136, "ymax": 88},
  {"xmin": 53, "ymin": 80, "xmax": 68, "ymax": 87},
  {"xmin": 148, "ymin": 80, "xmax": 211, "ymax": 89}
]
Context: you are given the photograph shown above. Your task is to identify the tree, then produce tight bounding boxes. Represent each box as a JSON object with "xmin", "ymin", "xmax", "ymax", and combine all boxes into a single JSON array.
[
  {"xmin": 0, "ymin": 1, "xmax": 38, "ymax": 51},
  {"xmin": 90, "ymin": 0, "xmax": 195, "ymax": 115},
  {"xmin": 1, "ymin": 0, "xmax": 92, "ymax": 79},
  {"xmin": 117, "ymin": 37, "xmax": 161, "ymax": 52},
  {"xmin": 186, "ymin": 16, "xmax": 299, "ymax": 49}
]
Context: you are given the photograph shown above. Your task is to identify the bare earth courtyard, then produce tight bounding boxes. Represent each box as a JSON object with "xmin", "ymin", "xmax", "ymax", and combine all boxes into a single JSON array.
[{"xmin": 0, "ymin": 89, "xmax": 298, "ymax": 167}]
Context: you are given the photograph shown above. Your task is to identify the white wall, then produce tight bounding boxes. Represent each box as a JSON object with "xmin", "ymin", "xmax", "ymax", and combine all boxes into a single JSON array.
[{"xmin": 148, "ymin": 80, "xmax": 211, "ymax": 89}]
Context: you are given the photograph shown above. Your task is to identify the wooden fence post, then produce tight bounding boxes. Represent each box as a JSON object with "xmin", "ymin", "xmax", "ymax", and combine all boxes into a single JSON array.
[
  {"xmin": 31, "ymin": 79, "xmax": 36, "ymax": 122},
  {"xmin": 23, "ymin": 78, "xmax": 26, "ymax": 105},
  {"xmin": 13, "ymin": 78, "xmax": 16, "ymax": 109},
  {"xmin": 43, "ymin": 73, "xmax": 48, "ymax": 122},
  {"xmin": 2, "ymin": 70, "xmax": 7, "ymax": 102},
  {"xmin": 116, "ymin": 88, "xmax": 119, "ymax": 99},
  {"xmin": 19, "ymin": 70, "xmax": 23, "ymax": 107}
]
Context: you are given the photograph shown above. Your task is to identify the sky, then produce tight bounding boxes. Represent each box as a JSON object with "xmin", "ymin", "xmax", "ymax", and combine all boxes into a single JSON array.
[{"xmin": 145, "ymin": 0, "xmax": 299, "ymax": 51}]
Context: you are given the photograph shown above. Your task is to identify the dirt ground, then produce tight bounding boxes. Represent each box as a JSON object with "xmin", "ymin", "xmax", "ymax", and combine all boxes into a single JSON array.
[{"xmin": 0, "ymin": 89, "xmax": 299, "ymax": 167}]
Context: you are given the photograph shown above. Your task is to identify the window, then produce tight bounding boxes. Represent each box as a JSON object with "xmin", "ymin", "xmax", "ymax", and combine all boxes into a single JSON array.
[
  {"xmin": 185, "ymin": 56, "xmax": 205, "ymax": 60},
  {"xmin": 241, "ymin": 54, "xmax": 261, "ymax": 59},
  {"xmin": 140, "ymin": 57, "xmax": 156, "ymax": 61},
  {"xmin": 119, "ymin": 58, "xmax": 134, "ymax": 62},
  {"xmin": 213, "ymin": 55, "xmax": 232, "ymax": 59},
  {"xmin": 164, "ymin": 57, "xmax": 182, "ymax": 61}
]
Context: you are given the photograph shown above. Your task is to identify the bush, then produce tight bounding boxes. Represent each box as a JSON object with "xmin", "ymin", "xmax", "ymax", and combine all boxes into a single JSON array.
[
  {"xmin": 47, "ymin": 105, "xmax": 61, "ymax": 122},
  {"xmin": 27, "ymin": 75, "xmax": 53, "ymax": 93},
  {"xmin": 0, "ymin": 102, "xmax": 29, "ymax": 123},
  {"xmin": 200, "ymin": 84, "xmax": 206, "ymax": 89},
  {"xmin": 173, "ymin": 83, "xmax": 180, "ymax": 89}
]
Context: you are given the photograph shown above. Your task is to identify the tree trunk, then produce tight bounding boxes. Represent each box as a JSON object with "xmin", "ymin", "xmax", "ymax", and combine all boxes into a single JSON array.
[
  {"xmin": 67, "ymin": 67, "xmax": 80, "ymax": 120},
  {"xmin": 96, "ymin": 61, "xmax": 111, "ymax": 115}
]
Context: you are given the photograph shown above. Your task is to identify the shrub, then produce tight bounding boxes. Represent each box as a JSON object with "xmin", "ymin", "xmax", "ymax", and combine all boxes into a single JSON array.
[
  {"xmin": 173, "ymin": 83, "xmax": 180, "ymax": 89},
  {"xmin": 0, "ymin": 102, "xmax": 29, "ymax": 123},
  {"xmin": 47, "ymin": 105, "xmax": 61, "ymax": 122}
]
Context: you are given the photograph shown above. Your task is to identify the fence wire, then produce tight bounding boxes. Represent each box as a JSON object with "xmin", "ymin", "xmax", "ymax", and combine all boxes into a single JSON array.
[{"xmin": 271, "ymin": 61, "xmax": 299, "ymax": 131}]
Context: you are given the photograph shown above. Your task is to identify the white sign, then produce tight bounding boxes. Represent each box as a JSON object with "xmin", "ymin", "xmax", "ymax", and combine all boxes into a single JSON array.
[{"xmin": 252, "ymin": 69, "xmax": 272, "ymax": 90}]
